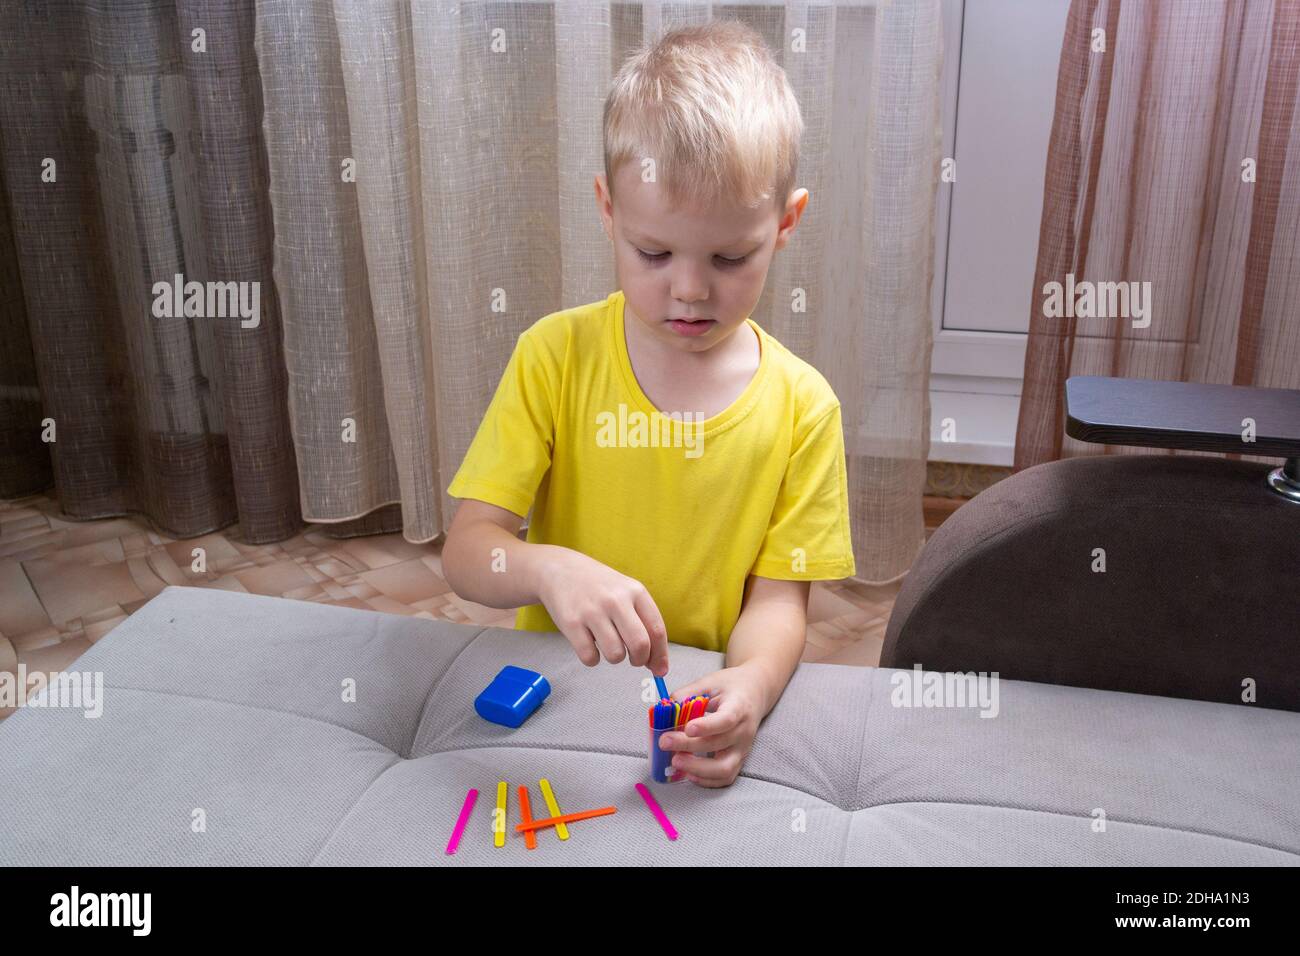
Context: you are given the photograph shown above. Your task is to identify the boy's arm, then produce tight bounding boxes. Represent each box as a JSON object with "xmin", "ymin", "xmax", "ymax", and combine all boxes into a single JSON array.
[
  {"xmin": 442, "ymin": 497, "xmax": 672, "ymax": 675},
  {"xmin": 657, "ymin": 575, "xmax": 809, "ymax": 787},
  {"xmin": 724, "ymin": 575, "xmax": 811, "ymax": 717},
  {"xmin": 441, "ymin": 498, "xmax": 563, "ymax": 609}
]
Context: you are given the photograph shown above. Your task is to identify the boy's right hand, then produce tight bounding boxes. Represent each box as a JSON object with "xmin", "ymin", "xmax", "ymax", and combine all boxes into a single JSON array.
[{"xmin": 535, "ymin": 547, "xmax": 670, "ymax": 677}]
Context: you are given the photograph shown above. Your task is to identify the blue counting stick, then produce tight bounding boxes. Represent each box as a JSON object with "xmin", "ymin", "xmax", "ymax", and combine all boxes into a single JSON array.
[{"xmin": 650, "ymin": 701, "xmax": 678, "ymax": 783}]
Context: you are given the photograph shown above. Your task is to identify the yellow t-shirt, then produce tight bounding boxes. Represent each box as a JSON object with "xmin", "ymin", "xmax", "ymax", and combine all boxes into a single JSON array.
[{"xmin": 447, "ymin": 289, "xmax": 856, "ymax": 653}]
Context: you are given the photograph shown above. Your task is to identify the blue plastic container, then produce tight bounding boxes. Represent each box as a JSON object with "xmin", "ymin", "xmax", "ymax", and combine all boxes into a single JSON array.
[{"xmin": 474, "ymin": 666, "xmax": 551, "ymax": 728}]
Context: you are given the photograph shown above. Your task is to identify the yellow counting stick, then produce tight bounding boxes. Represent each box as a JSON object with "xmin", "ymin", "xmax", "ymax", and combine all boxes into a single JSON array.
[
  {"xmin": 538, "ymin": 778, "xmax": 569, "ymax": 841},
  {"xmin": 494, "ymin": 781, "xmax": 508, "ymax": 848}
]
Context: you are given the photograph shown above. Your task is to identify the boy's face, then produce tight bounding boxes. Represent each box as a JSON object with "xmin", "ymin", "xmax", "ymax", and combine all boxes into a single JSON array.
[{"xmin": 595, "ymin": 163, "xmax": 808, "ymax": 355}]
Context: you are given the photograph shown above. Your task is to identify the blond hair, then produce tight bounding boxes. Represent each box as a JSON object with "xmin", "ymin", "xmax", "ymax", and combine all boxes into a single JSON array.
[{"xmin": 602, "ymin": 19, "xmax": 804, "ymax": 214}]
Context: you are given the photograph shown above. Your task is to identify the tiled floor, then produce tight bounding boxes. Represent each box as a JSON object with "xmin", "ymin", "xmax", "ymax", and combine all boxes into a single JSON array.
[{"xmin": 0, "ymin": 491, "xmax": 964, "ymax": 721}]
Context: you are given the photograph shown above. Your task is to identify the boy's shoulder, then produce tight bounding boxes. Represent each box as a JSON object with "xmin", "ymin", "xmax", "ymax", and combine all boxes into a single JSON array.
[
  {"xmin": 756, "ymin": 325, "xmax": 842, "ymax": 427},
  {"xmin": 510, "ymin": 292, "xmax": 618, "ymax": 374},
  {"xmin": 520, "ymin": 291, "xmax": 617, "ymax": 347}
]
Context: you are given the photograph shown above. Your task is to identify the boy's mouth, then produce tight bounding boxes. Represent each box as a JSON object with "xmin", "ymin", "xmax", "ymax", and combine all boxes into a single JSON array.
[{"xmin": 668, "ymin": 317, "xmax": 715, "ymax": 337}]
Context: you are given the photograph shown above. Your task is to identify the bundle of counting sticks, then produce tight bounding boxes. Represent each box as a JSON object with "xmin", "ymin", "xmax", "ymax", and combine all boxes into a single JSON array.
[
  {"xmin": 650, "ymin": 694, "xmax": 710, "ymax": 731},
  {"xmin": 648, "ymin": 694, "xmax": 710, "ymax": 784}
]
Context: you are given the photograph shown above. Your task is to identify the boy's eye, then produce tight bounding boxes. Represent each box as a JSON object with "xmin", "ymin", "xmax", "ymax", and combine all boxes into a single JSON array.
[{"xmin": 635, "ymin": 248, "xmax": 748, "ymax": 268}]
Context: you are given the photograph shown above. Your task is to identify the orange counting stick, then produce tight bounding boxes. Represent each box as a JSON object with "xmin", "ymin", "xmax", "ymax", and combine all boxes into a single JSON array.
[
  {"xmin": 513, "ymin": 806, "xmax": 617, "ymax": 833},
  {"xmin": 517, "ymin": 785, "xmax": 537, "ymax": 850}
]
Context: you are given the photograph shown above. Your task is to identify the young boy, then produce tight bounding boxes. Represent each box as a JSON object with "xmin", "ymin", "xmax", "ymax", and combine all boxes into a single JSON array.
[{"xmin": 442, "ymin": 20, "xmax": 855, "ymax": 787}]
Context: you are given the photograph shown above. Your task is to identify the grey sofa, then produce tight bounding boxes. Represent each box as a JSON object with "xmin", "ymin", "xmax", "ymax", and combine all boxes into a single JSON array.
[{"xmin": 2, "ymin": 584, "xmax": 1297, "ymax": 865}]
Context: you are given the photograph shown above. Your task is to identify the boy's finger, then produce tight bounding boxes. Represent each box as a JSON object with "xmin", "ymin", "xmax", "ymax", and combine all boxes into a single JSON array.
[
  {"xmin": 587, "ymin": 616, "xmax": 627, "ymax": 665},
  {"xmin": 660, "ymin": 706, "xmax": 739, "ymax": 751},
  {"xmin": 681, "ymin": 708, "xmax": 733, "ymax": 738},
  {"xmin": 674, "ymin": 704, "xmax": 737, "ymax": 743},
  {"xmin": 669, "ymin": 680, "xmax": 721, "ymax": 701},
  {"xmin": 665, "ymin": 727, "xmax": 736, "ymax": 755},
  {"xmin": 633, "ymin": 590, "xmax": 670, "ymax": 676},
  {"xmin": 609, "ymin": 601, "xmax": 652, "ymax": 668},
  {"xmin": 562, "ymin": 625, "xmax": 601, "ymax": 667},
  {"xmin": 674, "ymin": 746, "xmax": 741, "ymax": 784}
]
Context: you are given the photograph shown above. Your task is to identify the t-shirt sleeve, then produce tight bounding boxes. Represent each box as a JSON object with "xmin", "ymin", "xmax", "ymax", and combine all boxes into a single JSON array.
[
  {"xmin": 446, "ymin": 326, "xmax": 557, "ymax": 519},
  {"xmin": 749, "ymin": 402, "xmax": 857, "ymax": 580}
]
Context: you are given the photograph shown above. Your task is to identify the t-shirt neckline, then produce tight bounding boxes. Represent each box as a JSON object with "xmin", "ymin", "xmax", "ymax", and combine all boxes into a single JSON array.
[{"xmin": 611, "ymin": 289, "xmax": 769, "ymax": 436}]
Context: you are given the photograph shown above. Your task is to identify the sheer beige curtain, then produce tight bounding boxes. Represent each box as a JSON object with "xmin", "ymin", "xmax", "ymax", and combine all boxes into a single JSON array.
[
  {"xmin": 256, "ymin": 0, "xmax": 944, "ymax": 582},
  {"xmin": 1016, "ymin": 0, "xmax": 1300, "ymax": 470}
]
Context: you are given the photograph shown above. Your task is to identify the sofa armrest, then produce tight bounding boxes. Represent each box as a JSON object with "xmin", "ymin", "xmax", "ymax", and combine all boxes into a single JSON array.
[
  {"xmin": 1065, "ymin": 376, "xmax": 1300, "ymax": 502},
  {"xmin": 880, "ymin": 454, "xmax": 1300, "ymax": 712},
  {"xmin": 1065, "ymin": 375, "xmax": 1300, "ymax": 457}
]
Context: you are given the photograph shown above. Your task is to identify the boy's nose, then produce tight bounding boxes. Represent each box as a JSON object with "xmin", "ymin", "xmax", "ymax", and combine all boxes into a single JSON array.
[{"xmin": 670, "ymin": 269, "xmax": 710, "ymax": 304}]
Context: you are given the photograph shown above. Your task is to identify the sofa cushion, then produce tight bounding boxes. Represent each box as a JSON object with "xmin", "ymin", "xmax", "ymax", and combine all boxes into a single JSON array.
[{"xmin": 1, "ymin": 586, "xmax": 1296, "ymax": 865}]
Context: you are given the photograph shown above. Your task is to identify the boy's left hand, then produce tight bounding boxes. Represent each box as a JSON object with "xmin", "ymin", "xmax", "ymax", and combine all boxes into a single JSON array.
[{"xmin": 661, "ymin": 664, "xmax": 767, "ymax": 788}]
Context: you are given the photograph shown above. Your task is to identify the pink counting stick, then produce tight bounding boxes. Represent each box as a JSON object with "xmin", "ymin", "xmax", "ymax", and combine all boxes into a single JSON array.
[
  {"xmin": 446, "ymin": 788, "xmax": 478, "ymax": 855},
  {"xmin": 635, "ymin": 782, "xmax": 678, "ymax": 841}
]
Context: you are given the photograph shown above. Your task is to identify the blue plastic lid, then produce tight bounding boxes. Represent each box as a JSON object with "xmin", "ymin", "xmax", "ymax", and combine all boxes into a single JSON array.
[{"xmin": 474, "ymin": 666, "xmax": 551, "ymax": 728}]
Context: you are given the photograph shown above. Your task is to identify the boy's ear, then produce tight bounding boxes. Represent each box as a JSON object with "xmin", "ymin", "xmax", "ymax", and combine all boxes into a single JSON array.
[
  {"xmin": 774, "ymin": 188, "xmax": 809, "ymax": 250},
  {"xmin": 594, "ymin": 174, "xmax": 614, "ymax": 238}
]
